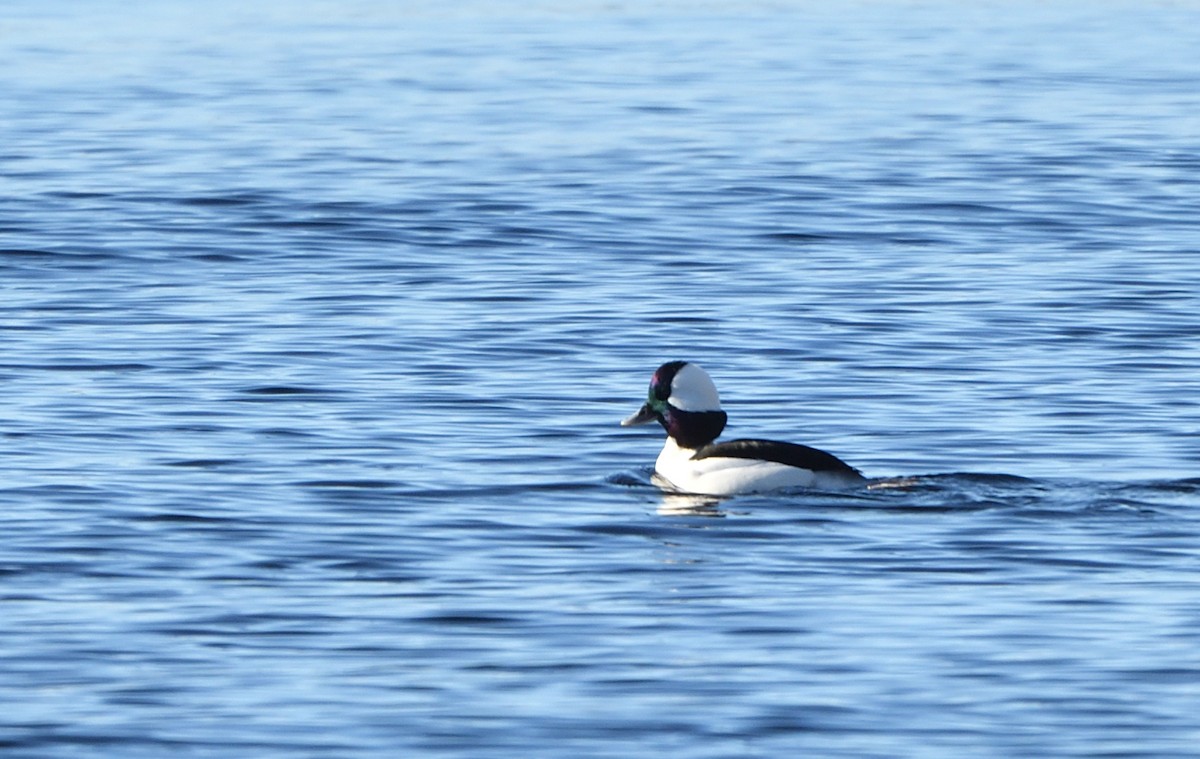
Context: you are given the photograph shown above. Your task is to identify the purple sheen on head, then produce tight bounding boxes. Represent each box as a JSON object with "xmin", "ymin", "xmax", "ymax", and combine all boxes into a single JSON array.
[
  {"xmin": 664, "ymin": 408, "xmax": 727, "ymax": 449},
  {"xmin": 649, "ymin": 360, "xmax": 688, "ymax": 401}
]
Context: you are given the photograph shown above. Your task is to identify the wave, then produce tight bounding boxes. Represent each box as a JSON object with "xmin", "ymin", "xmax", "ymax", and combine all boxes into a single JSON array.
[{"xmin": 608, "ymin": 468, "xmax": 1200, "ymax": 517}]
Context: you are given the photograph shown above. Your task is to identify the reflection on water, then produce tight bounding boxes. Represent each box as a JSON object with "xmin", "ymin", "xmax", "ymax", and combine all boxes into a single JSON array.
[{"xmin": 655, "ymin": 491, "xmax": 725, "ymax": 517}]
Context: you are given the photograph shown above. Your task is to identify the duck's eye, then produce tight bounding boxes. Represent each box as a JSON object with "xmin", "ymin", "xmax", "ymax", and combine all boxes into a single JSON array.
[
  {"xmin": 649, "ymin": 361, "xmax": 688, "ymax": 402},
  {"xmin": 649, "ymin": 378, "xmax": 671, "ymax": 402}
]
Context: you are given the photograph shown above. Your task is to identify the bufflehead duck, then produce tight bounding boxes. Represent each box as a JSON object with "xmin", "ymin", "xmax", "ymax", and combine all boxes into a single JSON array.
[{"xmin": 621, "ymin": 361, "xmax": 865, "ymax": 496}]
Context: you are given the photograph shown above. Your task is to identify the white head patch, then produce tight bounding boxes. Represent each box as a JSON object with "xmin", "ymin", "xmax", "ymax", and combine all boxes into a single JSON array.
[{"xmin": 668, "ymin": 363, "xmax": 722, "ymax": 412}]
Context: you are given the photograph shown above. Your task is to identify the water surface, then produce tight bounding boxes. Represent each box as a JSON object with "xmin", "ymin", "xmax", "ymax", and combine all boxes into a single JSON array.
[{"xmin": 3, "ymin": 1, "xmax": 1200, "ymax": 756}]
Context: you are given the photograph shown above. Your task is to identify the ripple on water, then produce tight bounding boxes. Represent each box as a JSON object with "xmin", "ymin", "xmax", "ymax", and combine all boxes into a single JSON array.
[{"xmin": 3, "ymin": 1, "xmax": 1200, "ymax": 757}]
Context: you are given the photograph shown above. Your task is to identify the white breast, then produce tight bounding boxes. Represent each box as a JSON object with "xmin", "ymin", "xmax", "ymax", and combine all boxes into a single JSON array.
[{"xmin": 654, "ymin": 438, "xmax": 861, "ymax": 496}]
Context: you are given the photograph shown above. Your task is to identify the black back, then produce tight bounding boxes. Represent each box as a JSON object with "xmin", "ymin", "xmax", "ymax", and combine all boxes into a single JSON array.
[{"xmin": 693, "ymin": 438, "xmax": 862, "ymax": 475}]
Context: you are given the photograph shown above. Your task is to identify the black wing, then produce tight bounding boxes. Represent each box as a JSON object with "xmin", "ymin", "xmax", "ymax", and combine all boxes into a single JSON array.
[{"xmin": 693, "ymin": 438, "xmax": 862, "ymax": 475}]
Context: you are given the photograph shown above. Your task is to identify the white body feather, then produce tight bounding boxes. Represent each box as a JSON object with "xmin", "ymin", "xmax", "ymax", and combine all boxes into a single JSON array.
[{"xmin": 654, "ymin": 438, "xmax": 863, "ymax": 496}]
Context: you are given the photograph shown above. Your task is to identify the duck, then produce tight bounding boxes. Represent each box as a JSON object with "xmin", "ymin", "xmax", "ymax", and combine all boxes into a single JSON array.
[{"xmin": 621, "ymin": 361, "xmax": 866, "ymax": 496}]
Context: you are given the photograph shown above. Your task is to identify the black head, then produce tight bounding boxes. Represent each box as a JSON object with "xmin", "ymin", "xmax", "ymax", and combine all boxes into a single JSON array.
[{"xmin": 621, "ymin": 361, "xmax": 727, "ymax": 449}]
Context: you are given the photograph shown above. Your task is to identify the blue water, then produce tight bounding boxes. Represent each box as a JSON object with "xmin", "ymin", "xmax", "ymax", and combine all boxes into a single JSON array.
[{"xmin": 4, "ymin": 1, "xmax": 1200, "ymax": 756}]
